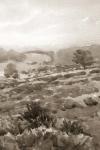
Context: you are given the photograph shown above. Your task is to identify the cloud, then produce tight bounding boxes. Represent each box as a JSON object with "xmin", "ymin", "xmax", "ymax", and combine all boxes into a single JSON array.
[
  {"xmin": 0, "ymin": 0, "xmax": 100, "ymax": 48},
  {"xmin": 96, "ymin": 20, "xmax": 100, "ymax": 25},
  {"xmin": 0, "ymin": 10, "xmax": 40, "ymax": 27},
  {"xmin": 82, "ymin": 17, "xmax": 89, "ymax": 22}
]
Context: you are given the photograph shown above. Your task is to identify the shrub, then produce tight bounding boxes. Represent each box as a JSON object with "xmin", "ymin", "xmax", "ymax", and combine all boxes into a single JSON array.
[
  {"xmin": 22, "ymin": 102, "xmax": 56, "ymax": 129},
  {"xmin": 21, "ymin": 70, "xmax": 28, "ymax": 74},
  {"xmin": 4, "ymin": 63, "xmax": 19, "ymax": 79},
  {"xmin": 89, "ymin": 69, "xmax": 100, "ymax": 74},
  {"xmin": 84, "ymin": 97, "xmax": 98, "ymax": 106},
  {"xmin": 12, "ymin": 72, "xmax": 19, "ymax": 79},
  {"xmin": 64, "ymin": 71, "xmax": 86, "ymax": 78},
  {"xmin": 60, "ymin": 120, "xmax": 84, "ymax": 135},
  {"xmin": 92, "ymin": 76, "xmax": 100, "ymax": 81}
]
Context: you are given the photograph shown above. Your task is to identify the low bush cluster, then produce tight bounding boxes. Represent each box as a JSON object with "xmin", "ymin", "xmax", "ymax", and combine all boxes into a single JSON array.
[
  {"xmin": 22, "ymin": 101, "xmax": 56, "ymax": 129},
  {"xmin": 60, "ymin": 119, "xmax": 84, "ymax": 135},
  {"xmin": 0, "ymin": 101, "xmax": 96, "ymax": 150},
  {"xmin": 89, "ymin": 69, "xmax": 100, "ymax": 74}
]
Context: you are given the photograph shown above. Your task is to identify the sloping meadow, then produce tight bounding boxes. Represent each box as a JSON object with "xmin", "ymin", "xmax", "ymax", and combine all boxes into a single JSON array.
[{"xmin": 0, "ymin": 66, "xmax": 100, "ymax": 149}]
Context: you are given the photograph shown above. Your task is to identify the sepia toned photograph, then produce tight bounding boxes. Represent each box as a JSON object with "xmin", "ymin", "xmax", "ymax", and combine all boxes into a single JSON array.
[{"xmin": 0, "ymin": 0, "xmax": 100, "ymax": 149}]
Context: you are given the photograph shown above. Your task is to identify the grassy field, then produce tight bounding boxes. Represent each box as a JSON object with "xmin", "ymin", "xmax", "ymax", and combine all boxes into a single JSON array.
[{"xmin": 0, "ymin": 58, "xmax": 100, "ymax": 149}]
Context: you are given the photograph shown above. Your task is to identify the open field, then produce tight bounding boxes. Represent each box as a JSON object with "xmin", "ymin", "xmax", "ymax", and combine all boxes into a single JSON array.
[{"xmin": 0, "ymin": 58, "xmax": 100, "ymax": 149}]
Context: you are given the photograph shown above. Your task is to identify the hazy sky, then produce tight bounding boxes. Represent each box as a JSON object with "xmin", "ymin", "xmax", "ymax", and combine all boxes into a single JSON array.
[{"xmin": 0, "ymin": 0, "xmax": 100, "ymax": 49}]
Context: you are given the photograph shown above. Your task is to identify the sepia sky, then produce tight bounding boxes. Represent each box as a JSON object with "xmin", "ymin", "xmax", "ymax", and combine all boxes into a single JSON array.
[{"xmin": 0, "ymin": 0, "xmax": 100, "ymax": 49}]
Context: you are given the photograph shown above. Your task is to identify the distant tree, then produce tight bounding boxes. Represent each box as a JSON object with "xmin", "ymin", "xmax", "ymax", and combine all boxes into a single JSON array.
[
  {"xmin": 4, "ymin": 62, "xmax": 19, "ymax": 78},
  {"xmin": 72, "ymin": 49, "xmax": 94, "ymax": 69}
]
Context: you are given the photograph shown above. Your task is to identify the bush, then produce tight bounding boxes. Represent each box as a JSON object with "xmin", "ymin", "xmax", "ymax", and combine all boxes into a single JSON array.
[
  {"xmin": 89, "ymin": 69, "xmax": 100, "ymax": 74},
  {"xmin": 22, "ymin": 102, "xmax": 56, "ymax": 129},
  {"xmin": 12, "ymin": 72, "xmax": 19, "ymax": 79},
  {"xmin": 60, "ymin": 120, "xmax": 84, "ymax": 135},
  {"xmin": 4, "ymin": 63, "xmax": 19, "ymax": 79},
  {"xmin": 21, "ymin": 70, "xmax": 28, "ymax": 74},
  {"xmin": 84, "ymin": 97, "xmax": 98, "ymax": 106},
  {"xmin": 64, "ymin": 71, "xmax": 86, "ymax": 78},
  {"xmin": 92, "ymin": 76, "xmax": 100, "ymax": 81}
]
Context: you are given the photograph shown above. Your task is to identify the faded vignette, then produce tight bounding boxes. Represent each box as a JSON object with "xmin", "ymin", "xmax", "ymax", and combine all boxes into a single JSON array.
[{"xmin": 0, "ymin": 0, "xmax": 99, "ymax": 150}]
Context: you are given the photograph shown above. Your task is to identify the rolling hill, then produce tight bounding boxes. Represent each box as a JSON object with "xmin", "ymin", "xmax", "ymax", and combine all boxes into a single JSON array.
[{"xmin": 55, "ymin": 44, "xmax": 100, "ymax": 65}]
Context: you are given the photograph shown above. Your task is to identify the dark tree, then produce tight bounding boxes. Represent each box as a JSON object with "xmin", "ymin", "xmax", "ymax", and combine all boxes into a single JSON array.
[{"xmin": 72, "ymin": 49, "xmax": 94, "ymax": 69}]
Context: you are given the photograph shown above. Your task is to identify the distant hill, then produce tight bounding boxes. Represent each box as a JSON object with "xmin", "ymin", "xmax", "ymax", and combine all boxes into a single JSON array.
[
  {"xmin": 0, "ymin": 49, "xmax": 26, "ymax": 63},
  {"xmin": 24, "ymin": 50, "xmax": 55, "ymax": 63},
  {"xmin": 55, "ymin": 45, "xmax": 100, "ymax": 65}
]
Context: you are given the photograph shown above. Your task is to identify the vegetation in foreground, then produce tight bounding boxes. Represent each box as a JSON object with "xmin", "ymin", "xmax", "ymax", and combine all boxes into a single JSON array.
[{"xmin": 0, "ymin": 49, "xmax": 99, "ymax": 149}]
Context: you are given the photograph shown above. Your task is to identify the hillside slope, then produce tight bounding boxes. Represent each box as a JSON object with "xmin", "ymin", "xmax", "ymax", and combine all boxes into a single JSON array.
[{"xmin": 56, "ymin": 44, "xmax": 100, "ymax": 65}]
